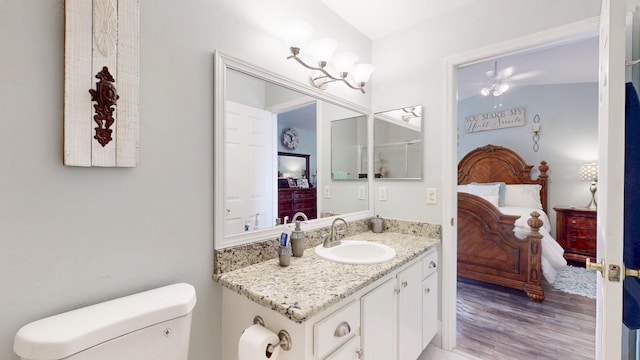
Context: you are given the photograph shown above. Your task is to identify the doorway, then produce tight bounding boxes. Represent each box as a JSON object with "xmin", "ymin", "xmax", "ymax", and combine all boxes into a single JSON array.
[{"xmin": 440, "ymin": 17, "xmax": 601, "ymax": 353}]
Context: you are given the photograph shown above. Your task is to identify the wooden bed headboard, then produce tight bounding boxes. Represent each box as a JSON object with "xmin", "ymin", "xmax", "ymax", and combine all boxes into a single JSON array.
[{"xmin": 458, "ymin": 144, "xmax": 549, "ymax": 212}]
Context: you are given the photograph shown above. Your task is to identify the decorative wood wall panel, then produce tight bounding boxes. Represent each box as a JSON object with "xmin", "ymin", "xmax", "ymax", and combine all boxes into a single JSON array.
[{"xmin": 64, "ymin": 0, "xmax": 139, "ymax": 167}]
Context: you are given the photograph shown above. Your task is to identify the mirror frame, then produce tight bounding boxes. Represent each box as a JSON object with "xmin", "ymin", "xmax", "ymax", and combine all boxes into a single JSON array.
[
  {"xmin": 373, "ymin": 106, "xmax": 424, "ymax": 180},
  {"xmin": 214, "ymin": 51, "xmax": 374, "ymax": 250}
]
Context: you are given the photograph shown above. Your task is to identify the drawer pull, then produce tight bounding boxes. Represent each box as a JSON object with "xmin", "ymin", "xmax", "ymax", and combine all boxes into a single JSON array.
[
  {"xmin": 429, "ymin": 261, "xmax": 437, "ymax": 269},
  {"xmin": 571, "ymin": 219, "xmax": 577, "ymax": 224},
  {"xmin": 401, "ymin": 280, "xmax": 408, "ymax": 288},
  {"xmin": 425, "ymin": 287, "xmax": 430, "ymax": 294},
  {"xmin": 334, "ymin": 321, "xmax": 351, "ymax": 337}
]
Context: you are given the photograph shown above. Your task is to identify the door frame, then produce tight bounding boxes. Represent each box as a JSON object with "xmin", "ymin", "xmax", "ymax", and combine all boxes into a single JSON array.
[{"xmin": 440, "ymin": 17, "xmax": 601, "ymax": 351}]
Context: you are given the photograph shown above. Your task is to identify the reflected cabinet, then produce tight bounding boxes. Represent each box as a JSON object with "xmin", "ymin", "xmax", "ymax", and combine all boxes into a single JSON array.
[{"xmin": 278, "ymin": 188, "xmax": 317, "ymax": 223}]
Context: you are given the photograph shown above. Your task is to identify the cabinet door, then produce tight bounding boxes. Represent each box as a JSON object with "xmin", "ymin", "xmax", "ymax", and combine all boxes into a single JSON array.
[
  {"xmin": 422, "ymin": 273, "xmax": 438, "ymax": 348},
  {"xmin": 324, "ymin": 335, "xmax": 361, "ymax": 360},
  {"xmin": 397, "ymin": 261, "xmax": 423, "ymax": 360},
  {"xmin": 361, "ymin": 278, "xmax": 396, "ymax": 360}
]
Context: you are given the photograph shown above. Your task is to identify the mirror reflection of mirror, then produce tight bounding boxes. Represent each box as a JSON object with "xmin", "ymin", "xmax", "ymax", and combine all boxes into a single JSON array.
[
  {"xmin": 331, "ymin": 115, "xmax": 368, "ymax": 180},
  {"xmin": 374, "ymin": 106, "xmax": 423, "ymax": 179},
  {"xmin": 219, "ymin": 61, "xmax": 371, "ymax": 244}
]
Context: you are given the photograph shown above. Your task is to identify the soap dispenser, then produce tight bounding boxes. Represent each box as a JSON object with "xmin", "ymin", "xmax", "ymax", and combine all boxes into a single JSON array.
[{"xmin": 291, "ymin": 212, "xmax": 309, "ymax": 257}]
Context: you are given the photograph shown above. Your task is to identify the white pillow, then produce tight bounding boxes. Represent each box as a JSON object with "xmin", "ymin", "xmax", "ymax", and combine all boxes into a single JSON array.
[
  {"xmin": 467, "ymin": 183, "xmax": 500, "ymax": 208},
  {"xmin": 504, "ymin": 184, "xmax": 543, "ymax": 210}
]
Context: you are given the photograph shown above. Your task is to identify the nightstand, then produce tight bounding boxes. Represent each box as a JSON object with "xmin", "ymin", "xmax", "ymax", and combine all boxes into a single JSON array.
[{"xmin": 553, "ymin": 206, "xmax": 597, "ymax": 263}]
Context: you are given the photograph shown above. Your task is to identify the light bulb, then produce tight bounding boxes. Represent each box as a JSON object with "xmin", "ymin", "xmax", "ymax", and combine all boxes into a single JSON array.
[
  {"xmin": 480, "ymin": 88, "xmax": 490, "ymax": 96},
  {"xmin": 498, "ymin": 82, "xmax": 510, "ymax": 93},
  {"xmin": 310, "ymin": 38, "xmax": 338, "ymax": 66},
  {"xmin": 332, "ymin": 52, "xmax": 359, "ymax": 76},
  {"xmin": 351, "ymin": 63, "xmax": 375, "ymax": 85},
  {"xmin": 285, "ymin": 20, "xmax": 313, "ymax": 49}
]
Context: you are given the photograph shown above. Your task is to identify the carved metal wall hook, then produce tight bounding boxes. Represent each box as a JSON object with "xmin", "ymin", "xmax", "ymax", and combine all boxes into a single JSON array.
[{"xmin": 89, "ymin": 66, "xmax": 119, "ymax": 147}]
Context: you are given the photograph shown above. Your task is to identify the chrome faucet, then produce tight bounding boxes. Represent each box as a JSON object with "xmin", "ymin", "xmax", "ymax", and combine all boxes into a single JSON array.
[{"xmin": 323, "ymin": 217, "xmax": 349, "ymax": 248}]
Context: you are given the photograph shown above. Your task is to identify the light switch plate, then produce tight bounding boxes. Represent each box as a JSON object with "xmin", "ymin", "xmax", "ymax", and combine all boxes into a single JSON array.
[
  {"xmin": 379, "ymin": 186, "xmax": 387, "ymax": 201},
  {"xmin": 324, "ymin": 185, "xmax": 331, "ymax": 198},
  {"xmin": 426, "ymin": 188, "xmax": 437, "ymax": 204},
  {"xmin": 358, "ymin": 186, "xmax": 366, "ymax": 200}
]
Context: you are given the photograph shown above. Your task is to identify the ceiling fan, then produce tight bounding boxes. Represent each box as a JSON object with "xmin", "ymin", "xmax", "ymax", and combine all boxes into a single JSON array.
[{"xmin": 481, "ymin": 61, "xmax": 513, "ymax": 97}]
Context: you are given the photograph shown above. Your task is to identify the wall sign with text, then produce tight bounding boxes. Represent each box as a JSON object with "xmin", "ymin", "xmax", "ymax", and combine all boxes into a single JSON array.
[{"xmin": 464, "ymin": 107, "xmax": 525, "ymax": 133}]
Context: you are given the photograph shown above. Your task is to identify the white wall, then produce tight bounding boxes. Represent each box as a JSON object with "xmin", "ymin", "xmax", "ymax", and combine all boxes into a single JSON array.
[
  {"xmin": 458, "ymin": 83, "xmax": 599, "ymax": 235},
  {"xmin": 0, "ymin": 1, "xmax": 370, "ymax": 359},
  {"xmin": 371, "ymin": 0, "xmax": 602, "ymax": 224}
]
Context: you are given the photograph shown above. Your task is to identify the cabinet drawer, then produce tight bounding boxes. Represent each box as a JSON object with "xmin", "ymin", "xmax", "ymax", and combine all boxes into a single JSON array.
[
  {"xmin": 566, "ymin": 216, "xmax": 595, "ymax": 228},
  {"xmin": 294, "ymin": 191, "xmax": 316, "ymax": 200},
  {"xmin": 279, "ymin": 202, "xmax": 293, "ymax": 211},
  {"xmin": 279, "ymin": 192, "xmax": 294, "ymax": 201},
  {"xmin": 566, "ymin": 227, "xmax": 596, "ymax": 239},
  {"xmin": 324, "ymin": 335, "xmax": 360, "ymax": 360},
  {"xmin": 567, "ymin": 236, "xmax": 596, "ymax": 254},
  {"xmin": 314, "ymin": 300, "xmax": 360, "ymax": 359},
  {"xmin": 293, "ymin": 199, "xmax": 315, "ymax": 209},
  {"xmin": 422, "ymin": 250, "xmax": 438, "ymax": 279}
]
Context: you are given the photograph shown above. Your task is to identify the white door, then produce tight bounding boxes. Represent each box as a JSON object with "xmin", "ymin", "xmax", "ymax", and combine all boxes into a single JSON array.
[
  {"xmin": 225, "ymin": 101, "xmax": 277, "ymax": 235},
  {"xmin": 594, "ymin": 0, "xmax": 626, "ymax": 358}
]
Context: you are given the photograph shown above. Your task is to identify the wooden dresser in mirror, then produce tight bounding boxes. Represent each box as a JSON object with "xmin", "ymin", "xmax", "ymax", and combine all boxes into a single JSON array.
[{"xmin": 278, "ymin": 152, "xmax": 317, "ymax": 222}]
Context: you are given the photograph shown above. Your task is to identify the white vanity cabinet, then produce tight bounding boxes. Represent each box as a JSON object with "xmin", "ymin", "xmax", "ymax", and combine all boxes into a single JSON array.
[
  {"xmin": 220, "ymin": 245, "xmax": 440, "ymax": 360},
  {"xmin": 397, "ymin": 260, "xmax": 424, "ymax": 360},
  {"xmin": 361, "ymin": 278, "xmax": 396, "ymax": 360},
  {"xmin": 422, "ymin": 249, "xmax": 439, "ymax": 347},
  {"xmin": 360, "ymin": 247, "xmax": 439, "ymax": 360}
]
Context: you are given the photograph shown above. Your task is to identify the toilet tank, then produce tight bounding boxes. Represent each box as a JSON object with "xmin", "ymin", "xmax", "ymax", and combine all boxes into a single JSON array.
[{"xmin": 14, "ymin": 283, "xmax": 197, "ymax": 360}]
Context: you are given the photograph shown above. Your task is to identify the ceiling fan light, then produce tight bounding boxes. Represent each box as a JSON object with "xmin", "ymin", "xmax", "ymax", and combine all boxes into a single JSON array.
[
  {"xmin": 498, "ymin": 82, "xmax": 510, "ymax": 93},
  {"xmin": 493, "ymin": 90, "xmax": 502, "ymax": 97},
  {"xmin": 480, "ymin": 88, "xmax": 490, "ymax": 96}
]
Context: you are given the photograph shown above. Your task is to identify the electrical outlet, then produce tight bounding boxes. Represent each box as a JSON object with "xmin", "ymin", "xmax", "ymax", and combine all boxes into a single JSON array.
[
  {"xmin": 379, "ymin": 186, "xmax": 387, "ymax": 201},
  {"xmin": 358, "ymin": 186, "xmax": 366, "ymax": 200},
  {"xmin": 427, "ymin": 187, "xmax": 437, "ymax": 204},
  {"xmin": 324, "ymin": 185, "xmax": 331, "ymax": 198}
]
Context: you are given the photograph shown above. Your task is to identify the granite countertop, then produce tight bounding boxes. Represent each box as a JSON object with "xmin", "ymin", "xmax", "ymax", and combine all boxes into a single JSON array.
[{"xmin": 215, "ymin": 231, "xmax": 439, "ymax": 323}]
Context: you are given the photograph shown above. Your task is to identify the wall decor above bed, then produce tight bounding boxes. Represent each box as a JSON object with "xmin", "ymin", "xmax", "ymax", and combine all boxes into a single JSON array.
[{"xmin": 463, "ymin": 106, "xmax": 525, "ymax": 133}]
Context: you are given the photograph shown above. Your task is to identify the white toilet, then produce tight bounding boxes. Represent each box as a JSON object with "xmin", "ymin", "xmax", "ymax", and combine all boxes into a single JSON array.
[{"xmin": 14, "ymin": 283, "xmax": 197, "ymax": 360}]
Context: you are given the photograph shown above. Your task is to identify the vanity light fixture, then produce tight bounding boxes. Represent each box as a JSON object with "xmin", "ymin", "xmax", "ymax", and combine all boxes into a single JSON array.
[
  {"xmin": 481, "ymin": 61, "xmax": 511, "ymax": 97},
  {"xmin": 285, "ymin": 20, "xmax": 374, "ymax": 94},
  {"xmin": 401, "ymin": 106, "xmax": 422, "ymax": 122}
]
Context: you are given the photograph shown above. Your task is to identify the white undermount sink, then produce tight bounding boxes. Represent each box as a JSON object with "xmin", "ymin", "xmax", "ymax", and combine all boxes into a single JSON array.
[{"xmin": 314, "ymin": 240, "xmax": 396, "ymax": 265}]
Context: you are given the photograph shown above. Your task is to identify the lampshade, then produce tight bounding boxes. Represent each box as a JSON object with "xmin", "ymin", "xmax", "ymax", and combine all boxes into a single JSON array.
[
  {"xmin": 480, "ymin": 88, "xmax": 490, "ymax": 96},
  {"xmin": 310, "ymin": 38, "xmax": 338, "ymax": 64},
  {"xmin": 580, "ymin": 162, "xmax": 598, "ymax": 182},
  {"xmin": 285, "ymin": 20, "xmax": 314, "ymax": 49},
  {"xmin": 351, "ymin": 63, "xmax": 375, "ymax": 85},
  {"xmin": 332, "ymin": 51, "xmax": 359, "ymax": 75}
]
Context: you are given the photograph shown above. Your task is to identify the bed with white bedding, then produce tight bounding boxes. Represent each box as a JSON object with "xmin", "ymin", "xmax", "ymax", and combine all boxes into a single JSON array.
[{"xmin": 457, "ymin": 144, "xmax": 566, "ymax": 302}]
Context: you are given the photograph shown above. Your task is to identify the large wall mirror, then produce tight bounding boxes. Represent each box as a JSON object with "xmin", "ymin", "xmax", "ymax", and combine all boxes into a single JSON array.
[
  {"xmin": 373, "ymin": 106, "xmax": 423, "ymax": 179},
  {"xmin": 214, "ymin": 52, "xmax": 373, "ymax": 249}
]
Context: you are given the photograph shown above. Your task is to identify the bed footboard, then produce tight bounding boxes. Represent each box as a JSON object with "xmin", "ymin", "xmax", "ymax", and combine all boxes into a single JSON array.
[{"xmin": 457, "ymin": 192, "xmax": 544, "ymax": 301}]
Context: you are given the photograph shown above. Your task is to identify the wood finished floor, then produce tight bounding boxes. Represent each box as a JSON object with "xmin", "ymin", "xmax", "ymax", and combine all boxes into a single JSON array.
[{"xmin": 456, "ymin": 277, "xmax": 596, "ymax": 360}]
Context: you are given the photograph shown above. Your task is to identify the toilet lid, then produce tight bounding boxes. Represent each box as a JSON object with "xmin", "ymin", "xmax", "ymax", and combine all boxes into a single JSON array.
[{"xmin": 14, "ymin": 283, "xmax": 196, "ymax": 359}]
